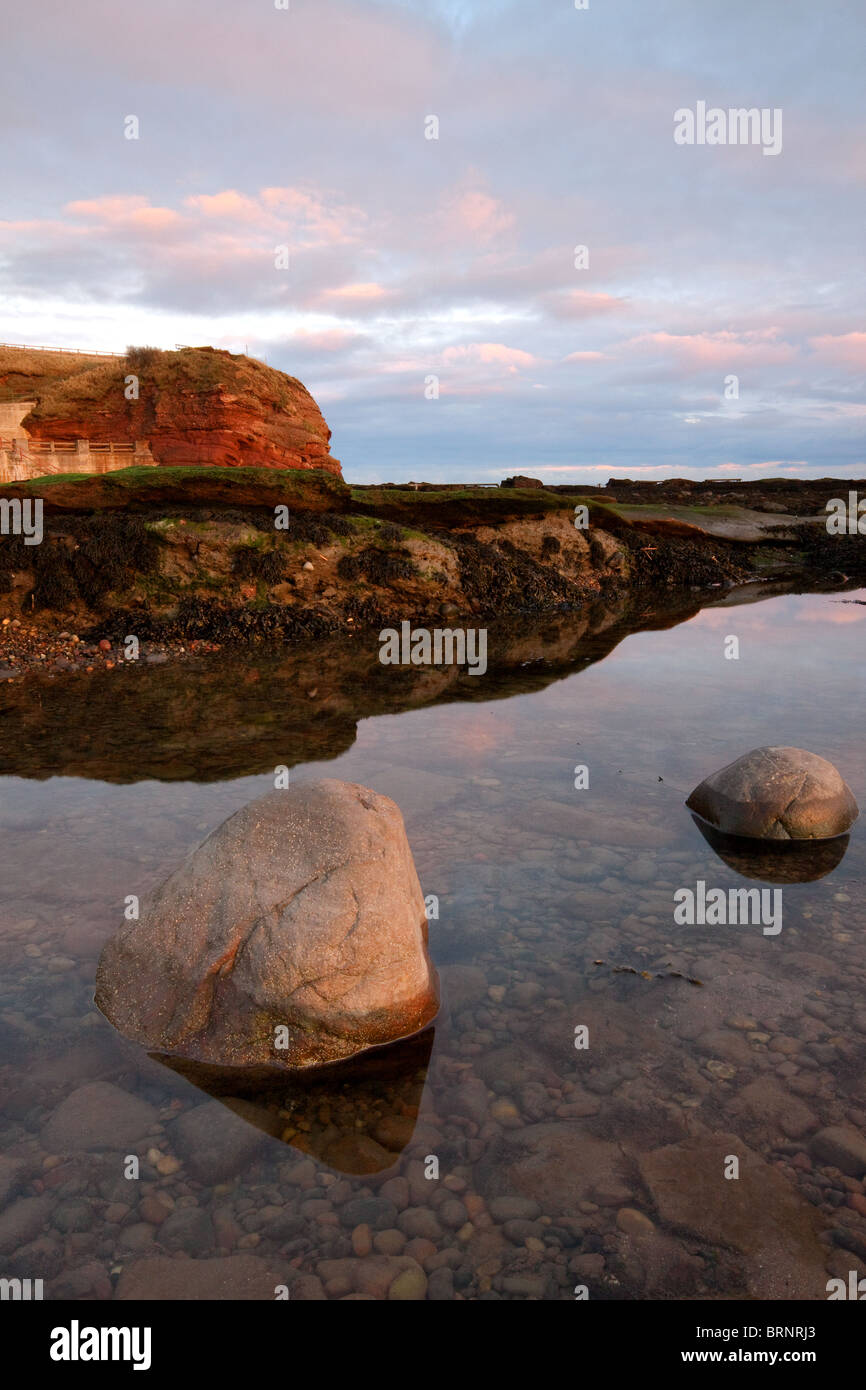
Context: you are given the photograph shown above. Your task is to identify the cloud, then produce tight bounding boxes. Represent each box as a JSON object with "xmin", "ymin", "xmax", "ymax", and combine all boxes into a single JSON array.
[
  {"xmin": 441, "ymin": 187, "xmax": 516, "ymax": 244},
  {"xmin": 717, "ymin": 460, "xmax": 809, "ymax": 471},
  {"xmin": 808, "ymin": 332, "xmax": 866, "ymax": 370},
  {"xmin": 442, "ymin": 342, "xmax": 537, "ymax": 370},
  {"xmin": 545, "ymin": 290, "xmax": 629, "ymax": 320},
  {"xmin": 626, "ymin": 330, "xmax": 799, "ymax": 370},
  {"xmin": 1, "ymin": 0, "xmax": 864, "ymax": 481},
  {"xmin": 319, "ymin": 283, "xmax": 389, "ymax": 304}
]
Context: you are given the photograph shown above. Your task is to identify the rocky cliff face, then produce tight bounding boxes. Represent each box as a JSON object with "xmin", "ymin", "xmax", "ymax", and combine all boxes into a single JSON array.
[{"xmin": 20, "ymin": 346, "xmax": 341, "ymax": 476}]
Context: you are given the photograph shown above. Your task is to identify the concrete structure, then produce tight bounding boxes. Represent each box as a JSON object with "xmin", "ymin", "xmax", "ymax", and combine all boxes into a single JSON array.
[
  {"xmin": 0, "ymin": 399, "xmax": 154, "ymax": 483},
  {"xmin": 0, "ymin": 400, "xmax": 35, "ymax": 439}
]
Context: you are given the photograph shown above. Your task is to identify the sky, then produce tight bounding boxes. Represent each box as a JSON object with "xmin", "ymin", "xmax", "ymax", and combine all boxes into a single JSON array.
[{"xmin": 1, "ymin": 0, "xmax": 864, "ymax": 483}]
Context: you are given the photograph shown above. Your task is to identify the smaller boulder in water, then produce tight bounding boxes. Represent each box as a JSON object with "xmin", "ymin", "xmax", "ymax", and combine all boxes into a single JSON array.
[{"xmin": 686, "ymin": 746, "xmax": 858, "ymax": 842}]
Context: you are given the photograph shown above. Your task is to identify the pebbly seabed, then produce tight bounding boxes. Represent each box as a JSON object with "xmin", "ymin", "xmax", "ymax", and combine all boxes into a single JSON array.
[{"xmin": 0, "ymin": 584, "xmax": 864, "ymax": 1300}]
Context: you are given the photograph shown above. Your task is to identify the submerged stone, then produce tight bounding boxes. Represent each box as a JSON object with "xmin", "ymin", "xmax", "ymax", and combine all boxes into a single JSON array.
[
  {"xmin": 95, "ymin": 780, "xmax": 439, "ymax": 1070},
  {"xmin": 686, "ymin": 746, "xmax": 858, "ymax": 842}
]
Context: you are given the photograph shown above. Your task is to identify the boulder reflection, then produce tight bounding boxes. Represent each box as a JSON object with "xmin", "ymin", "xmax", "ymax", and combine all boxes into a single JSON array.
[
  {"xmin": 691, "ymin": 814, "xmax": 851, "ymax": 884},
  {"xmin": 150, "ymin": 1026, "xmax": 435, "ymax": 1176}
]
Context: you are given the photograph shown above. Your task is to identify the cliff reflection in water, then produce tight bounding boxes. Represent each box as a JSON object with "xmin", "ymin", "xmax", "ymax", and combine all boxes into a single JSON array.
[{"xmin": 0, "ymin": 586, "xmax": 757, "ymax": 784}]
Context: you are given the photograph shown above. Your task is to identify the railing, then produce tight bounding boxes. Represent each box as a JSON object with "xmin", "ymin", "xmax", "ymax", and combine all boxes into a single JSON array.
[
  {"xmin": 0, "ymin": 439, "xmax": 138, "ymax": 452},
  {"xmin": 0, "ymin": 437, "xmax": 154, "ymax": 484},
  {"xmin": 0, "ymin": 342, "xmax": 122, "ymax": 357}
]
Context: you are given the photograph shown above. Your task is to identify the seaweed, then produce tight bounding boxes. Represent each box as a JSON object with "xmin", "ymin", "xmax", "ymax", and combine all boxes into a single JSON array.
[
  {"xmin": 231, "ymin": 545, "xmax": 286, "ymax": 584},
  {"xmin": 336, "ymin": 546, "xmax": 417, "ymax": 584}
]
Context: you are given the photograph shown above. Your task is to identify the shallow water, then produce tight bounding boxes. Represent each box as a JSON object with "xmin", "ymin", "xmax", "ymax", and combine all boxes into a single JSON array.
[{"xmin": 1, "ymin": 586, "xmax": 864, "ymax": 1300}]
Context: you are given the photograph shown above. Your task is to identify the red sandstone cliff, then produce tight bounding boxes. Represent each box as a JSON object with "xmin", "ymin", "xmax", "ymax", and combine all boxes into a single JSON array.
[{"xmin": 20, "ymin": 346, "xmax": 341, "ymax": 476}]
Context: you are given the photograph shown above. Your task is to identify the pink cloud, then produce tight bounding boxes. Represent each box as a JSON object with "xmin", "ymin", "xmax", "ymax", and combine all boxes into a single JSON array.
[
  {"xmin": 62, "ymin": 187, "xmax": 363, "ymax": 252},
  {"xmin": 717, "ymin": 460, "xmax": 808, "ymax": 472},
  {"xmin": 319, "ymin": 282, "xmax": 387, "ymax": 303},
  {"xmin": 259, "ymin": 187, "xmax": 364, "ymax": 245},
  {"xmin": 545, "ymin": 290, "xmax": 628, "ymax": 320},
  {"xmin": 628, "ymin": 329, "xmax": 798, "ymax": 370},
  {"xmin": 448, "ymin": 189, "xmax": 515, "ymax": 243},
  {"xmin": 281, "ymin": 328, "xmax": 363, "ymax": 352},
  {"xmin": 442, "ymin": 342, "xmax": 537, "ymax": 371},
  {"xmin": 66, "ymin": 195, "xmax": 150, "ymax": 219},
  {"xmin": 808, "ymin": 332, "xmax": 866, "ymax": 370},
  {"xmin": 12, "ymin": 1, "xmax": 447, "ymax": 122},
  {"xmin": 184, "ymin": 191, "xmax": 263, "ymax": 222},
  {"xmin": 798, "ymin": 606, "xmax": 866, "ymax": 625}
]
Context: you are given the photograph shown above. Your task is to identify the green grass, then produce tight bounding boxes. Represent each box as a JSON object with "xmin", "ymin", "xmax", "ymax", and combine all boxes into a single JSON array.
[
  {"xmin": 613, "ymin": 501, "xmax": 751, "ymax": 519},
  {"xmin": 351, "ymin": 485, "xmax": 563, "ymax": 506},
  {"xmin": 13, "ymin": 470, "xmax": 93, "ymax": 487},
  {"xmin": 0, "ymin": 464, "xmax": 349, "ymax": 499}
]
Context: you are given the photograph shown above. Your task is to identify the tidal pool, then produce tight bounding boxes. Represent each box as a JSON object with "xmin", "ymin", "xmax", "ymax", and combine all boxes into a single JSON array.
[{"xmin": 0, "ymin": 585, "xmax": 864, "ymax": 1300}]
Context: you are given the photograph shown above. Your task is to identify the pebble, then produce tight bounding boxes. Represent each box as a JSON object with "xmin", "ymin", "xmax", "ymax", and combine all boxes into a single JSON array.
[
  {"xmin": 158, "ymin": 1207, "xmax": 215, "ymax": 1255},
  {"xmin": 500, "ymin": 1273, "xmax": 547, "ymax": 1297},
  {"xmin": 403, "ymin": 1237, "xmax": 437, "ymax": 1263},
  {"xmin": 351, "ymin": 1223, "xmax": 372, "ymax": 1257},
  {"xmin": 388, "ymin": 1266, "xmax": 427, "ymax": 1301},
  {"xmin": 341, "ymin": 1197, "xmax": 398, "ymax": 1230},
  {"xmin": 503, "ymin": 1218, "xmax": 541, "ymax": 1243},
  {"xmin": 616, "ymin": 1208, "xmax": 656, "ymax": 1238},
  {"xmin": 0, "ymin": 623, "xmax": 216, "ymax": 682},
  {"xmin": 706, "ymin": 1061, "xmax": 737, "ymax": 1081},
  {"xmin": 373, "ymin": 1229, "xmax": 407, "ymax": 1256},
  {"xmin": 379, "ymin": 1178, "xmax": 409, "ymax": 1210},
  {"xmin": 489, "ymin": 1196, "xmax": 542, "ymax": 1223},
  {"xmin": 427, "ymin": 1267, "xmax": 454, "ymax": 1300},
  {"xmin": 52, "ymin": 1199, "xmax": 92, "ymax": 1234},
  {"xmin": 398, "ymin": 1207, "xmax": 443, "ymax": 1241},
  {"xmin": 139, "ymin": 1194, "xmax": 173, "ymax": 1226},
  {"xmin": 439, "ymin": 1198, "xmax": 468, "ymax": 1230}
]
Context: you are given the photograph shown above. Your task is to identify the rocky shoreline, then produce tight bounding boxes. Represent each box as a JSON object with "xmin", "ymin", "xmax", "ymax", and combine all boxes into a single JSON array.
[
  {"xmin": 0, "ymin": 621, "xmax": 220, "ymax": 682},
  {"xmin": 0, "ymin": 468, "xmax": 862, "ymax": 682}
]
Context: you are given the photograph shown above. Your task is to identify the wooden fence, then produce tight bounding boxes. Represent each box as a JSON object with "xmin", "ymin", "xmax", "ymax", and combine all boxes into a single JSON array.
[{"xmin": 0, "ymin": 342, "xmax": 122, "ymax": 357}]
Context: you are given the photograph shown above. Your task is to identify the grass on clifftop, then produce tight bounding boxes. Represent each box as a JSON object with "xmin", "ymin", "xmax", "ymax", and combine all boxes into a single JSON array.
[
  {"xmin": 1, "ymin": 468, "xmax": 633, "ymax": 535},
  {"xmin": 349, "ymin": 486, "xmax": 630, "ymax": 530},
  {"xmin": 2, "ymin": 464, "xmax": 348, "ymax": 497},
  {"xmin": 0, "ymin": 346, "xmax": 123, "ymax": 404},
  {"xmin": 19, "ymin": 346, "xmax": 319, "ymax": 429}
]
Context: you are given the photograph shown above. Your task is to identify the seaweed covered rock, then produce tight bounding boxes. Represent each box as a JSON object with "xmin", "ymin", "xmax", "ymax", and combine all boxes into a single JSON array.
[
  {"xmin": 95, "ymin": 780, "xmax": 439, "ymax": 1069},
  {"xmin": 686, "ymin": 746, "xmax": 858, "ymax": 841}
]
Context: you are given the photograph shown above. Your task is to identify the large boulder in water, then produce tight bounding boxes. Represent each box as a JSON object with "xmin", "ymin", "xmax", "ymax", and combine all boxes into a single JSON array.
[
  {"xmin": 95, "ymin": 781, "xmax": 439, "ymax": 1069},
  {"xmin": 686, "ymin": 747, "xmax": 858, "ymax": 842}
]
